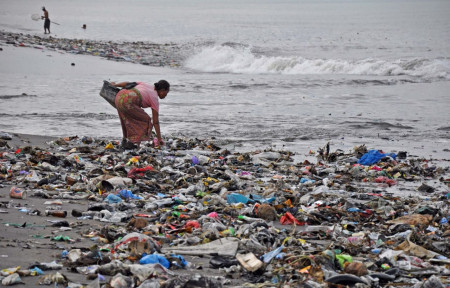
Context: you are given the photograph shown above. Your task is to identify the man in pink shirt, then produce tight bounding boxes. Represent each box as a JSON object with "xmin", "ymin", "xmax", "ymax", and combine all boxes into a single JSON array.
[{"xmin": 111, "ymin": 80, "xmax": 170, "ymax": 149}]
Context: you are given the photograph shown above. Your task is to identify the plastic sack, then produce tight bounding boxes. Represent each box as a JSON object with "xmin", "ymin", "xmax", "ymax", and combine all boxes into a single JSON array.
[
  {"xmin": 2, "ymin": 273, "xmax": 23, "ymax": 285},
  {"xmin": 99, "ymin": 80, "xmax": 120, "ymax": 108},
  {"xmin": 1, "ymin": 266, "xmax": 20, "ymax": 276}
]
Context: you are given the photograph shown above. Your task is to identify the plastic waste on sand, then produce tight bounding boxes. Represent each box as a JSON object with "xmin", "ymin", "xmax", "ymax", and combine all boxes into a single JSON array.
[{"xmin": 1, "ymin": 133, "xmax": 449, "ymax": 287}]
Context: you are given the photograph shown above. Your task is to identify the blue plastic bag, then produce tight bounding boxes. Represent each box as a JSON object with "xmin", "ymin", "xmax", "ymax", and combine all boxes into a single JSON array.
[
  {"xmin": 139, "ymin": 253, "xmax": 170, "ymax": 268},
  {"xmin": 104, "ymin": 193, "xmax": 122, "ymax": 203},
  {"xmin": 119, "ymin": 189, "xmax": 142, "ymax": 200},
  {"xmin": 357, "ymin": 150, "xmax": 396, "ymax": 166},
  {"xmin": 30, "ymin": 267, "xmax": 44, "ymax": 275}
]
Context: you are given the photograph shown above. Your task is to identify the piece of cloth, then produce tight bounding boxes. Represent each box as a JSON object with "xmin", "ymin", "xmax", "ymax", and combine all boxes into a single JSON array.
[
  {"xmin": 115, "ymin": 88, "xmax": 152, "ymax": 143},
  {"xmin": 44, "ymin": 19, "xmax": 50, "ymax": 29},
  {"xmin": 136, "ymin": 82, "xmax": 159, "ymax": 112}
]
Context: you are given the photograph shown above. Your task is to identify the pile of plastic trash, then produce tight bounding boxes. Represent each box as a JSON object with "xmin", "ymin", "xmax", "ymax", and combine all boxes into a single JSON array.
[{"xmin": 0, "ymin": 132, "xmax": 449, "ymax": 287}]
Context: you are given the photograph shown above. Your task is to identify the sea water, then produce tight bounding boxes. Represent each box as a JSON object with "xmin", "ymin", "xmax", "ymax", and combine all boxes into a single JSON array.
[{"xmin": 0, "ymin": 0, "xmax": 449, "ymax": 156}]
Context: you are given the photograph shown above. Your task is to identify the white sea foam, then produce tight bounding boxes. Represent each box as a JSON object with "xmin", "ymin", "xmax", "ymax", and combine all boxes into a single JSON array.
[{"xmin": 185, "ymin": 45, "xmax": 449, "ymax": 79}]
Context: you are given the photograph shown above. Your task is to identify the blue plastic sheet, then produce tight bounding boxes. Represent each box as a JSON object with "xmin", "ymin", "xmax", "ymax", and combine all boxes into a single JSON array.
[{"xmin": 357, "ymin": 150, "xmax": 397, "ymax": 166}]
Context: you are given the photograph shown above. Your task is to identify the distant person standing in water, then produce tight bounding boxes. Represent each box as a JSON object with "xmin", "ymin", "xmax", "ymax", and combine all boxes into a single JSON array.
[{"xmin": 41, "ymin": 7, "xmax": 50, "ymax": 34}]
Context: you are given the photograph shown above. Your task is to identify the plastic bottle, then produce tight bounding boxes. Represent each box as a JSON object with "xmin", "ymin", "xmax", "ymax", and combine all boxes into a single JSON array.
[{"xmin": 262, "ymin": 246, "xmax": 284, "ymax": 263}]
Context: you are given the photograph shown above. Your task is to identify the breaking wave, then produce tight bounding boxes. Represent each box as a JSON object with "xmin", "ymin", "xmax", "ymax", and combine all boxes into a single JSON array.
[{"xmin": 184, "ymin": 45, "xmax": 450, "ymax": 79}]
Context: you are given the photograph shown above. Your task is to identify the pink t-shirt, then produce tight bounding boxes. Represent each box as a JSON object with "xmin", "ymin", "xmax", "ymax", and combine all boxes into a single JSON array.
[{"xmin": 136, "ymin": 82, "xmax": 159, "ymax": 112}]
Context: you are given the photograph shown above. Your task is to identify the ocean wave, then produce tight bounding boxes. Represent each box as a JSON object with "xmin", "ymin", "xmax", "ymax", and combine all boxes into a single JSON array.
[{"xmin": 184, "ymin": 45, "xmax": 450, "ymax": 80}]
